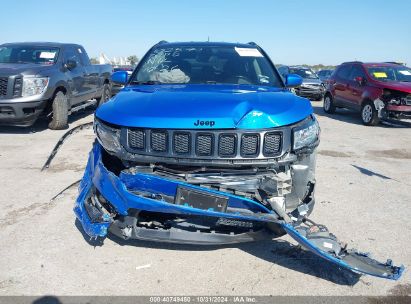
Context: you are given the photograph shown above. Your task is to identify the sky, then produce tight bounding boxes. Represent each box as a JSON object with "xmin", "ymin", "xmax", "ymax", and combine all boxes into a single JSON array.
[{"xmin": 1, "ymin": 0, "xmax": 410, "ymax": 66}]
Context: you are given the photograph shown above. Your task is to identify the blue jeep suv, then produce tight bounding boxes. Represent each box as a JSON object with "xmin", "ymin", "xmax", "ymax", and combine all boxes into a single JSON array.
[{"xmin": 74, "ymin": 41, "xmax": 402, "ymax": 280}]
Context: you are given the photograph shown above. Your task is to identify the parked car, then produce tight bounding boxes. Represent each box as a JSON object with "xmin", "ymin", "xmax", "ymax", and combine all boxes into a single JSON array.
[
  {"xmin": 111, "ymin": 66, "xmax": 134, "ymax": 96},
  {"xmin": 324, "ymin": 61, "xmax": 411, "ymax": 125},
  {"xmin": 317, "ymin": 69, "xmax": 334, "ymax": 85},
  {"xmin": 0, "ymin": 42, "xmax": 112, "ymax": 129},
  {"xmin": 279, "ymin": 66, "xmax": 324, "ymax": 100},
  {"xmin": 74, "ymin": 41, "xmax": 402, "ymax": 280}
]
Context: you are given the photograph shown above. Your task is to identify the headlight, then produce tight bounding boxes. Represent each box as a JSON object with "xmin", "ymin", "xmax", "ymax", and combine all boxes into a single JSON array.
[
  {"xmin": 94, "ymin": 119, "xmax": 121, "ymax": 153},
  {"xmin": 293, "ymin": 116, "xmax": 320, "ymax": 150},
  {"xmin": 22, "ymin": 77, "xmax": 49, "ymax": 97}
]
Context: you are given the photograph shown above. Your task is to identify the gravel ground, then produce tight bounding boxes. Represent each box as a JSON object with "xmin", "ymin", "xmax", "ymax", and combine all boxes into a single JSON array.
[{"xmin": 0, "ymin": 103, "xmax": 410, "ymax": 296}]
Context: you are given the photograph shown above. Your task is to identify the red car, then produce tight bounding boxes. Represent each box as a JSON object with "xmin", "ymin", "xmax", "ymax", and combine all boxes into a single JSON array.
[{"xmin": 324, "ymin": 62, "xmax": 411, "ymax": 125}]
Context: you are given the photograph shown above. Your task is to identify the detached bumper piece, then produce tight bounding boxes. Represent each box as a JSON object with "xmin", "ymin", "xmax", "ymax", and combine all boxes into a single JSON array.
[
  {"xmin": 74, "ymin": 142, "xmax": 404, "ymax": 280},
  {"xmin": 283, "ymin": 222, "xmax": 404, "ymax": 280}
]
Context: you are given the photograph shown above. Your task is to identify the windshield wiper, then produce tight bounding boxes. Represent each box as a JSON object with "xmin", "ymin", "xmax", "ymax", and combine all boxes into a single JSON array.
[{"xmin": 130, "ymin": 80, "xmax": 163, "ymax": 85}]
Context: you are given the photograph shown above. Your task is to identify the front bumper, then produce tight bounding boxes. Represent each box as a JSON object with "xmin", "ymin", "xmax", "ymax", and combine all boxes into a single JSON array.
[
  {"xmin": 0, "ymin": 100, "xmax": 47, "ymax": 126},
  {"xmin": 74, "ymin": 142, "xmax": 404, "ymax": 280},
  {"xmin": 386, "ymin": 104, "xmax": 411, "ymax": 119},
  {"xmin": 295, "ymin": 87, "xmax": 324, "ymax": 99},
  {"xmin": 74, "ymin": 142, "xmax": 283, "ymax": 242}
]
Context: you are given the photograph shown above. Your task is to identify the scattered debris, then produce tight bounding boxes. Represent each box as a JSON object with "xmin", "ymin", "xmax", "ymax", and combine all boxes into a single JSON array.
[
  {"xmin": 41, "ymin": 122, "xmax": 93, "ymax": 171},
  {"xmin": 135, "ymin": 264, "xmax": 151, "ymax": 270},
  {"xmin": 50, "ymin": 179, "xmax": 81, "ymax": 201}
]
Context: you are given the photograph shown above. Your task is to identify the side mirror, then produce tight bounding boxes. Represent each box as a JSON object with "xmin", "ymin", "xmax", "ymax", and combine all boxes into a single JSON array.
[
  {"xmin": 111, "ymin": 71, "xmax": 128, "ymax": 85},
  {"xmin": 285, "ymin": 74, "xmax": 303, "ymax": 88},
  {"xmin": 64, "ymin": 59, "xmax": 77, "ymax": 70},
  {"xmin": 355, "ymin": 76, "xmax": 366, "ymax": 85}
]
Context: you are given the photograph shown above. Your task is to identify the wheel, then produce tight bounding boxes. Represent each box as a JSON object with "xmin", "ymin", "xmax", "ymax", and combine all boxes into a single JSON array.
[
  {"xmin": 48, "ymin": 91, "xmax": 68, "ymax": 130},
  {"xmin": 97, "ymin": 82, "xmax": 111, "ymax": 107},
  {"xmin": 323, "ymin": 94, "xmax": 336, "ymax": 113},
  {"xmin": 361, "ymin": 101, "xmax": 380, "ymax": 126}
]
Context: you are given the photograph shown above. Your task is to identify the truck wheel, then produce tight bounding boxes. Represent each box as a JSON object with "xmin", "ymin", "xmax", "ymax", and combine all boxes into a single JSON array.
[
  {"xmin": 361, "ymin": 101, "xmax": 380, "ymax": 126},
  {"xmin": 48, "ymin": 91, "xmax": 68, "ymax": 130},
  {"xmin": 97, "ymin": 83, "xmax": 111, "ymax": 107},
  {"xmin": 323, "ymin": 94, "xmax": 336, "ymax": 113}
]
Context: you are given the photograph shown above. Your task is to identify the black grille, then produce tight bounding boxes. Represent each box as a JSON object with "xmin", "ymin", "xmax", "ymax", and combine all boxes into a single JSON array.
[
  {"xmin": 125, "ymin": 127, "xmax": 285, "ymax": 161},
  {"xmin": 219, "ymin": 134, "xmax": 236, "ymax": 156},
  {"xmin": 196, "ymin": 134, "xmax": 213, "ymax": 156},
  {"xmin": 241, "ymin": 134, "xmax": 259, "ymax": 156},
  {"xmin": 151, "ymin": 131, "xmax": 168, "ymax": 152},
  {"xmin": 174, "ymin": 132, "xmax": 190, "ymax": 154},
  {"xmin": 406, "ymin": 95, "xmax": 411, "ymax": 106},
  {"xmin": 263, "ymin": 132, "xmax": 282, "ymax": 156},
  {"xmin": 0, "ymin": 77, "xmax": 8, "ymax": 96},
  {"xmin": 128, "ymin": 129, "xmax": 145, "ymax": 149}
]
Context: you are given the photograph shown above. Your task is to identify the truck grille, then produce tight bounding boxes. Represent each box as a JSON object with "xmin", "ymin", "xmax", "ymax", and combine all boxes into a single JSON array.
[
  {"xmin": 406, "ymin": 94, "xmax": 411, "ymax": 106},
  {"xmin": 0, "ymin": 77, "xmax": 8, "ymax": 96},
  {"xmin": 126, "ymin": 128, "xmax": 283, "ymax": 160}
]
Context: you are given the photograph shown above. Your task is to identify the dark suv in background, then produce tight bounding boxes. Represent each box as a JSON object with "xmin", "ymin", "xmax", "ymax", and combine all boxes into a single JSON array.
[
  {"xmin": 278, "ymin": 66, "xmax": 324, "ymax": 101},
  {"xmin": 324, "ymin": 62, "xmax": 411, "ymax": 125},
  {"xmin": 317, "ymin": 69, "xmax": 334, "ymax": 85}
]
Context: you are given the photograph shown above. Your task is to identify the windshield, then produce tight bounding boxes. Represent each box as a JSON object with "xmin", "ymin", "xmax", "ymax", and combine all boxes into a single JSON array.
[
  {"xmin": 132, "ymin": 45, "xmax": 283, "ymax": 87},
  {"xmin": 367, "ymin": 65, "xmax": 411, "ymax": 82},
  {"xmin": 289, "ymin": 68, "xmax": 319, "ymax": 79},
  {"xmin": 0, "ymin": 45, "xmax": 59, "ymax": 64},
  {"xmin": 318, "ymin": 70, "xmax": 333, "ymax": 77}
]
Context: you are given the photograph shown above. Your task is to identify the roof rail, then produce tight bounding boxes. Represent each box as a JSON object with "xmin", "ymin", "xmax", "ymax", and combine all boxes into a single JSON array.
[
  {"xmin": 384, "ymin": 61, "xmax": 404, "ymax": 65},
  {"xmin": 247, "ymin": 42, "xmax": 257, "ymax": 46},
  {"xmin": 342, "ymin": 61, "xmax": 363, "ymax": 64}
]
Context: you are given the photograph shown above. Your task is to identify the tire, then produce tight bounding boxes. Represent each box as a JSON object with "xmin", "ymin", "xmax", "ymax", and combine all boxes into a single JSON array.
[
  {"xmin": 97, "ymin": 82, "xmax": 111, "ymax": 107},
  {"xmin": 48, "ymin": 91, "xmax": 68, "ymax": 130},
  {"xmin": 323, "ymin": 94, "xmax": 336, "ymax": 113},
  {"xmin": 361, "ymin": 101, "xmax": 380, "ymax": 126}
]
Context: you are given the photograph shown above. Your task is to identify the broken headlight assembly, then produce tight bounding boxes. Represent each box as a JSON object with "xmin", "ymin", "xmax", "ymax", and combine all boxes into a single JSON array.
[
  {"xmin": 94, "ymin": 118, "xmax": 121, "ymax": 153},
  {"xmin": 21, "ymin": 76, "xmax": 49, "ymax": 97},
  {"xmin": 382, "ymin": 89, "xmax": 410, "ymax": 106},
  {"xmin": 292, "ymin": 116, "xmax": 320, "ymax": 150}
]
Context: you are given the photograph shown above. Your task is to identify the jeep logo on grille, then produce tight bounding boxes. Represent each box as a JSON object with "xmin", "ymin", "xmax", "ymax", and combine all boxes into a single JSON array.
[{"xmin": 194, "ymin": 120, "xmax": 215, "ymax": 127}]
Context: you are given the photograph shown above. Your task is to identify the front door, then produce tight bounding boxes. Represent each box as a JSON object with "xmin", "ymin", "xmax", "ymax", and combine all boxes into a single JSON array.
[
  {"xmin": 332, "ymin": 64, "xmax": 352, "ymax": 106},
  {"xmin": 346, "ymin": 64, "xmax": 367, "ymax": 110},
  {"xmin": 63, "ymin": 47, "xmax": 87, "ymax": 105}
]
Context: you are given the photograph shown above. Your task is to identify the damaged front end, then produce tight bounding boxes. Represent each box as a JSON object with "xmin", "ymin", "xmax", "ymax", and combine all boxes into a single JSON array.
[
  {"xmin": 75, "ymin": 137, "xmax": 403, "ymax": 280},
  {"xmin": 374, "ymin": 89, "xmax": 411, "ymax": 121}
]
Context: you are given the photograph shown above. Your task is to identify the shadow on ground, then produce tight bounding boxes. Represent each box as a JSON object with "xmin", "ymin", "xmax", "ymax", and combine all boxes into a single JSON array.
[
  {"xmin": 73, "ymin": 220, "xmax": 361, "ymax": 286},
  {"xmin": 0, "ymin": 108, "xmax": 94, "ymax": 134},
  {"xmin": 311, "ymin": 102, "xmax": 411, "ymax": 128},
  {"xmin": 312, "ymin": 103, "xmax": 365, "ymax": 126}
]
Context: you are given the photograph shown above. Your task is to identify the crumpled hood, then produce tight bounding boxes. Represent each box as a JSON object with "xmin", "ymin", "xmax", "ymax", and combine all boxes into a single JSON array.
[
  {"xmin": 302, "ymin": 78, "xmax": 322, "ymax": 85},
  {"xmin": 0, "ymin": 62, "xmax": 53, "ymax": 76},
  {"xmin": 96, "ymin": 84, "xmax": 313, "ymax": 129},
  {"xmin": 374, "ymin": 81, "xmax": 411, "ymax": 94}
]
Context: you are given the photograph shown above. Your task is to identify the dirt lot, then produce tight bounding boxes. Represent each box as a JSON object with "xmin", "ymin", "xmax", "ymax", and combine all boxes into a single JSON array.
[{"xmin": 0, "ymin": 102, "xmax": 410, "ymax": 296}]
